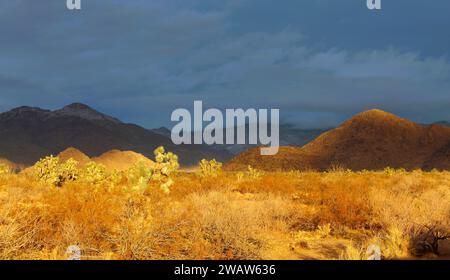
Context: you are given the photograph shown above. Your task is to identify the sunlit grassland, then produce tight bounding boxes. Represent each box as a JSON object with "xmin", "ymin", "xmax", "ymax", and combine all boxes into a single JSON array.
[{"xmin": 0, "ymin": 164, "xmax": 449, "ymax": 260}]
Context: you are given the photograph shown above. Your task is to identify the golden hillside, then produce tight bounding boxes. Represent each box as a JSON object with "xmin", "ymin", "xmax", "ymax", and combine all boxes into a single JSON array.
[
  {"xmin": 226, "ymin": 109, "xmax": 450, "ymax": 171},
  {"xmin": 57, "ymin": 147, "xmax": 91, "ymax": 166},
  {"xmin": 92, "ymin": 149, "xmax": 155, "ymax": 171}
]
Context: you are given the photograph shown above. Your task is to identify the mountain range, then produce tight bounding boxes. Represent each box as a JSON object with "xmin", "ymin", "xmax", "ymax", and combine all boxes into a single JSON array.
[
  {"xmin": 2, "ymin": 104, "xmax": 450, "ymax": 172},
  {"xmin": 225, "ymin": 109, "xmax": 450, "ymax": 171},
  {"xmin": 0, "ymin": 103, "xmax": 231, "ymax": 166},
  {"xmin": 192, "ymin": 124, "xmax": 326, "ymax": 156}
]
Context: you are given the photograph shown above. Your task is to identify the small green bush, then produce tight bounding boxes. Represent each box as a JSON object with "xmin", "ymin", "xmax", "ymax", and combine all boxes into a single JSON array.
[{"xmin": 199, "ymin": 159, "xmax": 222, "ymax": 177}]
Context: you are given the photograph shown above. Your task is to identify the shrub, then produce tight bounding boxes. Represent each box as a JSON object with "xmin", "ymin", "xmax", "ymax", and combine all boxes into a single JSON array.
[
  {"xmin": 380, "ymin": 227, "xmax": 410, "ymax": 259},
  {"xmin": 339, "ymin": 244, "xmax": 365, "ymax": 260},
  {"xmin": 384, "ymin": 167, "xmax": 406, "ymax": 176},
  {"xmin": 33, "ymin": 156, "xmax": 59, "ymax": 185},
  {"xmin": 294, "ymin": 223, "xmax": 332, "ymax": 242},
  {"xmin": 108, "ymin": 170, "xmax": 124, "ymax": 189},
  {"xmin": 81, "ymin": 162, "xmax": 108, "ymax": 186},
  {"xmin": 199, "ymin": 159, "xmax": 222, "ymax": 177},
  {"xmin": 127, "ymin": 147, "xmax": 179, "ymax": 194},
  {"xmin": 59, "ymin": 158, "xmax": 79, "ymax": 185},
  {"xmin": 33, "ymin": 156, "xmax": 79, "ymax": 187},
  {"xmin": 340, "ymin": 227, "xmax": 410, "ymax": 260},
  {"xmin": 247, "ymin": 165, "xmax": 263, "ymax": 179},
  {"xmin": 186, "ymin": 191, "xmax": 292, "ymax": 259},
  {"xmin": 151, "ymin": 146, "xmax": 179, "ymax": 194},
  {"xmin": 1, "ymin": 163, "xmax": 447, "ymax": 260},
  {"xmin": 327, "ymin": 162, "xmax": 346, "ymax": 173},
  {"xmin": 234, "ymin": 166, "xmax": 264, "ymax": 183},
  {"xmin": 127, "ymin": 160, "xmax": 152, "ymax": 192},
  {"xmin": 410, "ymin": 225, "xmax": 450, "ymax": 256},
  {"xmin": 0, "ymin": 163, "xmax": 11, "ymax": 177}
]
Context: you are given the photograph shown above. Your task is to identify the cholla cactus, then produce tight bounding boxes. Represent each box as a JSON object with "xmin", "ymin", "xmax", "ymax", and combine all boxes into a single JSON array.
[
  {"xmin": 0, "ymin": 163, "xmax": 11, "ymax": 177},
  {"xmin": 152, "ymin": 146, "xmax": 179, "ymax": 193},
  {"xmin": 33, "ymin": 156, "xmax": 79, "ymax": 187},
  {"xmin": 199, "ymin": 159, "xmax": 222, "ymax": 177},
  {"xmin": 60, "ymin": 158, "xmax": 79, "ymax": 183},
  {"xmin": 82, "ymin": 162, "xmax": 107, "ymax": 185},
  {"xmin": 34, "ymin": 156, "xmax": 60, "ymax": 186},
  {"xmin": 108, "ymin": 170, "xmax": 123, "ymax": 188},
  {"xmin": 126, "ymin": 147, "xmax": 179, "ymax": 194},
  {"xmin": 127, "ymin": 160, "xmax": 152, "ymax": 192}
]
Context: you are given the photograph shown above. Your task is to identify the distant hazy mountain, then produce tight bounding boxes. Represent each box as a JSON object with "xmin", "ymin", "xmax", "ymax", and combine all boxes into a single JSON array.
[
  {"xmin": 0, "ymin": 103, "xmax": 232, "ymax": 166},
  {"xmin": 215, "ymin": 124, "xmax": 326, "ymax": 155},
  {"xmin": 226, "ymin": 109, "xmax": 450, "ymax": 171},
  {"xmin": 279, "ymin": 124, "xmax": 328, "ymax": 146},
  {"xmin": 152, "ymin": 123, "xmax": 326, "ymax": 156}
]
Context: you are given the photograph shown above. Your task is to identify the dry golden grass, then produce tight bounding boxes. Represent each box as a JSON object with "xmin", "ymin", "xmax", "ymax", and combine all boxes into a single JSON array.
[{"xmin": 0, "ymin": 168, "xmax": 448, "ymax": 260}]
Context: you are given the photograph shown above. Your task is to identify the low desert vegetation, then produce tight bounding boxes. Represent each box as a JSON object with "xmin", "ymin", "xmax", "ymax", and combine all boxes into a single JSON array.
[
  {"xmin": 199, "ymin": 159, "xmax": 222, "ymax": 178},
  {"xmin": 0, "ymin": 149, "xmax": 448, "ymax": 260},
  {"xmin": 0, "ymin": 163, "xmax": 12, "ymax": 177}
]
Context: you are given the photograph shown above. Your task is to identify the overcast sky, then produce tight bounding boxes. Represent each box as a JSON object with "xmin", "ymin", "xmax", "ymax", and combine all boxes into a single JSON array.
[{"xmin": 0, "ymin": 0, "xmax": 449, "ymax": 128}]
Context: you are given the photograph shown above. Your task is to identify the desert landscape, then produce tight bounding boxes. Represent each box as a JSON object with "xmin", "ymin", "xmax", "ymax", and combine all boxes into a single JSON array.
[
  {"xmin": 0, "ymin": 105, "xmax": 448, "ymax": 260},
  {"xmin": 1, "ymin": 1, "xmax": 449, "ymax": 272}
]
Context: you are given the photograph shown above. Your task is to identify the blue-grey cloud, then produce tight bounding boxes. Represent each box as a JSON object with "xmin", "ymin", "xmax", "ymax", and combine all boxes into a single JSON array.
[{"xmin": 0, "ymin": 0, "xmax": 449, "ymax": 128}]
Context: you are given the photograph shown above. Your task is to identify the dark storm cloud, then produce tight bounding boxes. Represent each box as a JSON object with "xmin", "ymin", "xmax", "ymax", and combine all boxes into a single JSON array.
[{"xmin": 0, "ymin": 0, "xmax": 449, "ymax": 128}]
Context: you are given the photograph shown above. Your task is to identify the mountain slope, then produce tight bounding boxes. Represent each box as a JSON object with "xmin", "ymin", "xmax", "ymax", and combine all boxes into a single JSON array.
[
  {"xmin": 0, "ymin": 103, "xmax": 232, "ymax": 166},
  {"xmin": 423, "ymin": 142, "xmax": 450, "ymax": 171},
  {"xmin": 0, "ymin": 157, "xmax": 23, "ymax": 171},
  {"xmin": 226, "ymin": 109, "xmax": 450, "ymax": 171},
  {"xmin": 92, "ymin": 150, "xmax": 154, "ymax": 171},
  {"xmin": 57, "ymin": 147, "xmax": 91, "ymax": 166},
  {"xmin": 152, "ymin": 123, "xmax": 325, "ymax": 156}
]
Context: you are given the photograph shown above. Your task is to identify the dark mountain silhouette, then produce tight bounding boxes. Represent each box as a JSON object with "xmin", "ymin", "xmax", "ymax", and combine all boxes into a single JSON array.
[
  {"xmin": 0, "ymin": 103, "xmax": 232, "ymax": 166},
  {"xmin": 225, "ymin": 109, "xmax": 450, "ymax": 171},
  {"xmin": 151, "ymin": 127, "xmax": 171, "ymax": 138}
]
